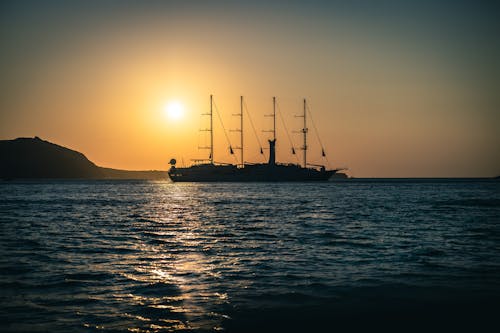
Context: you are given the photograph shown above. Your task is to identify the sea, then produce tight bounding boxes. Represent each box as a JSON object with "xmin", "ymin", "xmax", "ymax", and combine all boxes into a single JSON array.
[{"xmin": 1, "ymin": 179, "xmax": 499, "ymax": 332}]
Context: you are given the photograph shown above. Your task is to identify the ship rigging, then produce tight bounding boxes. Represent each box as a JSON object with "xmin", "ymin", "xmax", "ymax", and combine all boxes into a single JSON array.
[{"xmin": 168, "ymin": 96, "xmax": 342, "ymax": 182}]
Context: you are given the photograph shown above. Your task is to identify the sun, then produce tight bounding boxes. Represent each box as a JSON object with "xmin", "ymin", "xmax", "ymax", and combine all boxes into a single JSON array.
[{"xmin": 164, "ymin": 101, "xmax": 184, "ymax": 120}]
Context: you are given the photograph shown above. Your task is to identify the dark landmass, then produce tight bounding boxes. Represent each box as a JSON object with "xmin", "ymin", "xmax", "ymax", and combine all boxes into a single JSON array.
[
  {"xmin": 99, "ymin": 167, "xmax": 167, "ymax": 180},
  {"xmin": 0, "ymin": 137, "xmax": 167, "ymax": 180}
]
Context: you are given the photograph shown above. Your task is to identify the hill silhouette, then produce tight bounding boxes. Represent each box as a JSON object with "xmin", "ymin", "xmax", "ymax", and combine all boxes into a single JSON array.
[{"xmin": 0, "ymin": 137, "xmax": 167, "ymax": 180}]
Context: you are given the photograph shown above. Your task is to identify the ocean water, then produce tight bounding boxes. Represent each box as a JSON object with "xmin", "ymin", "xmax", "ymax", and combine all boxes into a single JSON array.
[{"xmin": 1, "ymin": 179, "xmax": 499, "ymax": 332}]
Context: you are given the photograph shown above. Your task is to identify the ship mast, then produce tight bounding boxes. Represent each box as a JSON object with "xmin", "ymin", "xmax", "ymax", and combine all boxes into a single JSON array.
[
  {"xmin": 198, "ymin": 95, "xmax": 215, "ymax": 164},
  {"xmin": 264, "ymin": 97, "xmax": 277, "ymax": 166},
  {"xmin": 303, "ymin": 98, "xmax": 308, "ymax": 168},
  {"xmin": 240, "ymin": 96, "xmax": 244, "ymax": 167},
  {"xmin": 232, "ymin": 96, "xmax": 244, "ymax": 167},
  {"xmin": 265, "ymin": 97, "xmax": 276, "ymax": 139},
  {"xmin": 273, "ymin": 96, "xmax": 276, "ymax": 141},
  {"xmin": 210, "ymin": 95, "xmax": 214, "ymax": 164}
]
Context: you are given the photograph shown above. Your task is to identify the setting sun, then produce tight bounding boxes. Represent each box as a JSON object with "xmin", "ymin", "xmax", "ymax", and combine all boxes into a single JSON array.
[{"xmin": 164, "ymin": 101, "xmax": 184, "ymax": 120}]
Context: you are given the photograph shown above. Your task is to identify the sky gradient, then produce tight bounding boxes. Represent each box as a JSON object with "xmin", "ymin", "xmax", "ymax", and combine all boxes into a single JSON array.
[{"xmin": 1, "ymin": 0, "xmax": 499, "ymax": 177}]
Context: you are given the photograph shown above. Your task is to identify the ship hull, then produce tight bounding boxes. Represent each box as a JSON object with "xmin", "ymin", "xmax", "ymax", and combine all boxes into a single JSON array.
[{"xmin": 168, "ymin": 164, "xmax": 335, "ymax": 182}]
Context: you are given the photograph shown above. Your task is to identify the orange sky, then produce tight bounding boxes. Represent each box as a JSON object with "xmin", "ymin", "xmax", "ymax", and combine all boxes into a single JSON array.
[{"xmin": 1, "ymin": 1, "xmax": 499, "ymax": 177}]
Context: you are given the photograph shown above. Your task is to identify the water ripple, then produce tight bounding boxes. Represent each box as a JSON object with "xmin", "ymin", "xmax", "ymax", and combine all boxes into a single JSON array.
[{"xmin": 1, "ymin": 180, "xmax": 499, "ymax": 331}]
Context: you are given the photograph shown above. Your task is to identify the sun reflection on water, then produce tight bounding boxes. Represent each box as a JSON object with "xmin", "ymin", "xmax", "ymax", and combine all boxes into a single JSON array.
[{"xmin": 112, "ymin": 183, "xmax": 229, "ymax": 332}]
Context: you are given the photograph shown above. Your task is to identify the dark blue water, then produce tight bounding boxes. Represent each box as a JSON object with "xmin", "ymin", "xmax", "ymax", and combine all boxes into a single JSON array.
[{"xmin": 1, "ymin": 180, "xmax": 499, "ymax": 332}]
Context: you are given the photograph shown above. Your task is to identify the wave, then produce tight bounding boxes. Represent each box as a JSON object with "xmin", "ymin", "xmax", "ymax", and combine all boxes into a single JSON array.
[{"xmin": 433, "ymin": 198, "xmax": 500, "ymax": 208}]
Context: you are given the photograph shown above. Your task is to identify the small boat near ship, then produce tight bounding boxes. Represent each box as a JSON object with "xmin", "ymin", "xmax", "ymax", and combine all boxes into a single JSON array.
[{"xmin": 168, "ymin": 96, "xmax": 343, "ymax": 182}]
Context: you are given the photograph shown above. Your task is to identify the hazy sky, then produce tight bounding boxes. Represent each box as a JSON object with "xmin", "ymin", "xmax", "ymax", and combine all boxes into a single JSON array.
[{"xmin": 1, "ymin": 0, "xmax": 499, "ymax": 177}]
